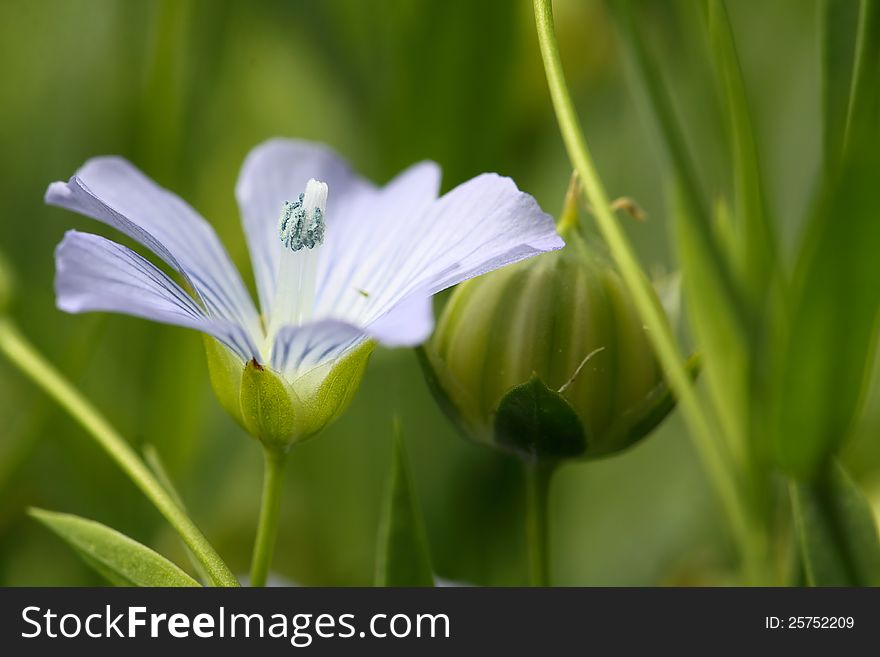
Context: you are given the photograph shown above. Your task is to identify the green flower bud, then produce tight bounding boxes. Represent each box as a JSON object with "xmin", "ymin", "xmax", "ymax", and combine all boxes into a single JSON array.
[
  {"xmin": 204, "ymin": 336, "xmax": 374, "ymax": 452},
  {"xmin": 421, "ymin": 232, "xmax": 685, "ymax": 463}
]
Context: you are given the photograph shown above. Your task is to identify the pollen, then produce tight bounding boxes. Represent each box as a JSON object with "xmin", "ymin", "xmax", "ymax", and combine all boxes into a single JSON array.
[{"xmin": 278, "ymin": 179, "xmax": 327, "ymax": 252}]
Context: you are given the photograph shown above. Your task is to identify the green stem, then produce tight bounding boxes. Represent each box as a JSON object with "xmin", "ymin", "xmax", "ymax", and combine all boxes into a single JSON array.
[
  {"xmin": 0, "ymin": 318, "xmax": 238, "ymax": 587},
  {"xmin": 533, "ymin": 0, "xmax": 756, "ymax": 578},
  {"xmin": 525, "ymin": 461, "xmax": 554, "ymax": 587},
  {"xmin": 249, "ymin": 448, "xmax": 287, "ymax": 587}
]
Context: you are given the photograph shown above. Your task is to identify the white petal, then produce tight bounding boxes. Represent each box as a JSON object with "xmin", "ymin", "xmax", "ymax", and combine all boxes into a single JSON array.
[
  {"xmin": 315, "ymin": 161, "xmax": 441, "ymax": 317},
  {"xmin": 365, "ymin": 293, "xmax": 434, "ymax": 347},
  {"xmin": 270, "ymin": 319, "xmax": 367, "ymax": 377},
  {"xmin": 235, "ymin": 139, "xmax": 375, "ymax": 317},
  {"xmin": 321, "ymin": 172, "xmax": 563, "ymax": 346},
  {"xmin": 56, "ymin": 231, "xmax": 258, "ymax": 362},
  {"xmin": 45, "ymin": 157, "xmax": 260, "ymax": 340}
]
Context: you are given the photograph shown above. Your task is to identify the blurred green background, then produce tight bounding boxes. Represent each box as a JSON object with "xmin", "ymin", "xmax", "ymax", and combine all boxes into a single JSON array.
[{"xmin": 0, "ymin": 0, "xmax": 877, "ymax": 586}]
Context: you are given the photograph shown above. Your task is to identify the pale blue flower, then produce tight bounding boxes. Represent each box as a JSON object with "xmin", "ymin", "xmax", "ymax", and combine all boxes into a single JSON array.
[{"xmin": 46, "ymin": 139, "xmax": 562, "ymax": 402}]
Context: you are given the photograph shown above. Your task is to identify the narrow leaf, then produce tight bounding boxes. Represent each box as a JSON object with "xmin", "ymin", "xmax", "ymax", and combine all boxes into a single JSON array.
[
  {"xmin": 842, "ymin": 0, "xmax": 880, "ymax": 156},
  {"xmin": 611, "ymin": 0, "xmax": 749, "ymax": 333},
  {"xmin": 374, "ymin": 422, "xmax": 434, "ymax": 587},
  {"xmin": 143, "ymin": 444, "xmax": 212, "ymax": 585},
  {"xmin": 674, "ymin": 188, "xmax": 748, "ymax": 457},
  {"xmin": 791, "ymin": 463, "xmax": 880, "ymax": 586},
  {"xmin": 771, "ymin": 142, "xmax": 880, "ymax": 476},
  {"xmin": 30, "ymin": 508, "xmax": 200, "ymax": 587},
  {"xmin": 703, "ymin": 0, "xmax": 778, "ymax": 303},
  {"xmin": 821, "ymin": 0, "xmax": 860, "ymax": 168}
]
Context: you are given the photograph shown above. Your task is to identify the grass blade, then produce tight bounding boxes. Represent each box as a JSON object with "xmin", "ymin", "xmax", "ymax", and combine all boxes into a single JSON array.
[
  {"xmin": 703, "ymin": 0, "xmax": 778, "ymax": 305},
  {"xmin": 791, "ymin": 463, "xmax": 880, "ymax": 586},
  {"xmin": 374, "ymin": 421, "xmax": 434, "ymax": 587}
]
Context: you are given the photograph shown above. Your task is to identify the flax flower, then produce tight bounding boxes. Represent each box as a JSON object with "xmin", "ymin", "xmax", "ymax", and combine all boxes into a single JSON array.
[{"xmin": 46, "ymin": 139, "xmax": 563, "ymax": 447}]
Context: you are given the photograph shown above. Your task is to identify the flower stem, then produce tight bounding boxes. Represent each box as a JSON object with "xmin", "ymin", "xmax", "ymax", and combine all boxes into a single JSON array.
[
  {"xmin": 0, "ymin": 318, "xmax": 239, "ymax": 587},
  {"xmin": 249, "ymin": 447, "xmax": 287, "ymax": 587},
  {"xmin": 524, "ymin": 461, "xmax": 554, "ymax": 587},
  {"xmin": 532, "ymin": 0, "xmax": 757, "ymax": 577}
]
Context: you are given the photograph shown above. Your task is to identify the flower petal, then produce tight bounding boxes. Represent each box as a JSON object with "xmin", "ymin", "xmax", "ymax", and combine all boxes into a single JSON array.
[
  {"xmin": 365, "ymin": 293, "xmax": 434, "ymax": 347},
  {"xmin": 235, "ymin": 139, "xmax": 375, "ymax": 317},
  {"xmin": 45, "ymin": 157, "xmax": 260, "ymax": 340},
  {"xmin": 315, "ymin": 161, "xmax": 441, "ymax": 317},
  {"xmin": 321, "ymin": 173, "xmax": 563, "ymax": 346},
  {"xmin": 270, "ymin": 319, "xmax": 367, "ymax": 377},
  {"xmin": 56, "ymin": 231, "xmax": 258, "ymax": 361}
]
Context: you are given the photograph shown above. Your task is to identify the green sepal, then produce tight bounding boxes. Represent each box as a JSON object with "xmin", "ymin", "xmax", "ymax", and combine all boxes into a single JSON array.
[
  {"xmin": 207, "ymin": 333, "xmax": 375, "ymax": 450},
  {"xmin": 203, "ymin": 335, "xmax": 245, "ymax": 428},
  {"xmin": 494, "ymin": 375, "xmax": 586, "ymax": 463},
  {"xmin": 791, "ymin": 463, "xmax": 880, "ymax": 586},
  {"xmin": 240, "ymin": 359, "xmax": 299, "ymax": 452},
  {"xmin": 30, "ymin": 508, "xmax": 201, "ymax": 587},
  {"xmin": 299, "ymin": 339, "xmax": 375, "ymax": 439},
  {"xmin": 374, "ymin": 421, "xmax": 434, "ymax": 587}
]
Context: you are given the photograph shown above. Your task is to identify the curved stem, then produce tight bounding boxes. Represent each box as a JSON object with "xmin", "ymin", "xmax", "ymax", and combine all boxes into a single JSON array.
[
  {"xmin": 525, "ymin": 461, "xmax": 554, "ymax": 587},
  {"xmin": 249, "ymin": 447, "xmax": 287, "ymax": 587},
  {"xmin": 0, "ymin": 318, "xmax": 239, "ymax": 587},
  {"xmin": 533, "ymin": 0, "xmax": 758, "ymax": 578}
]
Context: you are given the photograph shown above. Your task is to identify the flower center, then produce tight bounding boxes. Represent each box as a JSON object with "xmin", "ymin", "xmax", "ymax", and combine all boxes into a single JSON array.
[
  {"xmin": 278, "ymin": 179, "xmax": 327, "ymax": 252},
  {"xmin": 266, "ymin": 179, "xmax": 328, "ymax": 358}
]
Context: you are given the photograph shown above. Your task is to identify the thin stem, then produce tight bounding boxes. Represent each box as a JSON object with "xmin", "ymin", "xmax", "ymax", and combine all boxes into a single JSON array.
[
  {"xmin": 249, "ymin": 447, "xmax": 287, "ymax": 587},
  {"xmin": 533, "ymin": 0, "xmax": 757, "ymax": 578},
  {"xmin": 525, "ymin": 461, "xmax": 554, "ymax": 587},
  {"xmin": 0, "ymin": 318, "xmax": 239, "ymax": 587}
]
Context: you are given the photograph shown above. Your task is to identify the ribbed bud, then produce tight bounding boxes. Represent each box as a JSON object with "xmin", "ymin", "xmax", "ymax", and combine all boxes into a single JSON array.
[{"xmin": 421, "ymin": 233, "xmax": 681, "ymax": 462}]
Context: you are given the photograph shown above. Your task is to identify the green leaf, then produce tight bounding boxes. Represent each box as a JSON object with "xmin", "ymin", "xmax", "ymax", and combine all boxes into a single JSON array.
[
  {"xmin": 674, "ymin": 190, "xmax": 748, "ymax": 455},
  {"xmin": 821, "ymin": 0, "xmax": 860, "ymax": 168},
  {"xmin": 842, "ymin": 0, "xmax": 880, "ymax": 157},
  {"xmin": 791, "ymin": 463, "xmax": 880, "ymax": 586},
  {"xmin": 0, "ymin": 249, "xmax": 13, "ymax": 313},
  {"xmin": 142, "ymin": 444, "xmax": 212, "ymax": 585},
  {"xmin": 610, "ymin": 0, "xmax": 748, "ymax": 333},
  {"xmin": 494, "ymin": 375, "xmax": 586, "ymax": 462},
  {"xmin": 770, "ymin": 143, "xmax": 880, "ymax": 477},
  {"xmin": 374, "ymin": 422, "xmax": 434, "ymax": 587},
  {"xmin": 703, "ymin": 0, "xmax": 778, "ymax": 304},
  {"xmin": 30, "ymin": 508, "xmax": 201, "ymax": 587}
]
